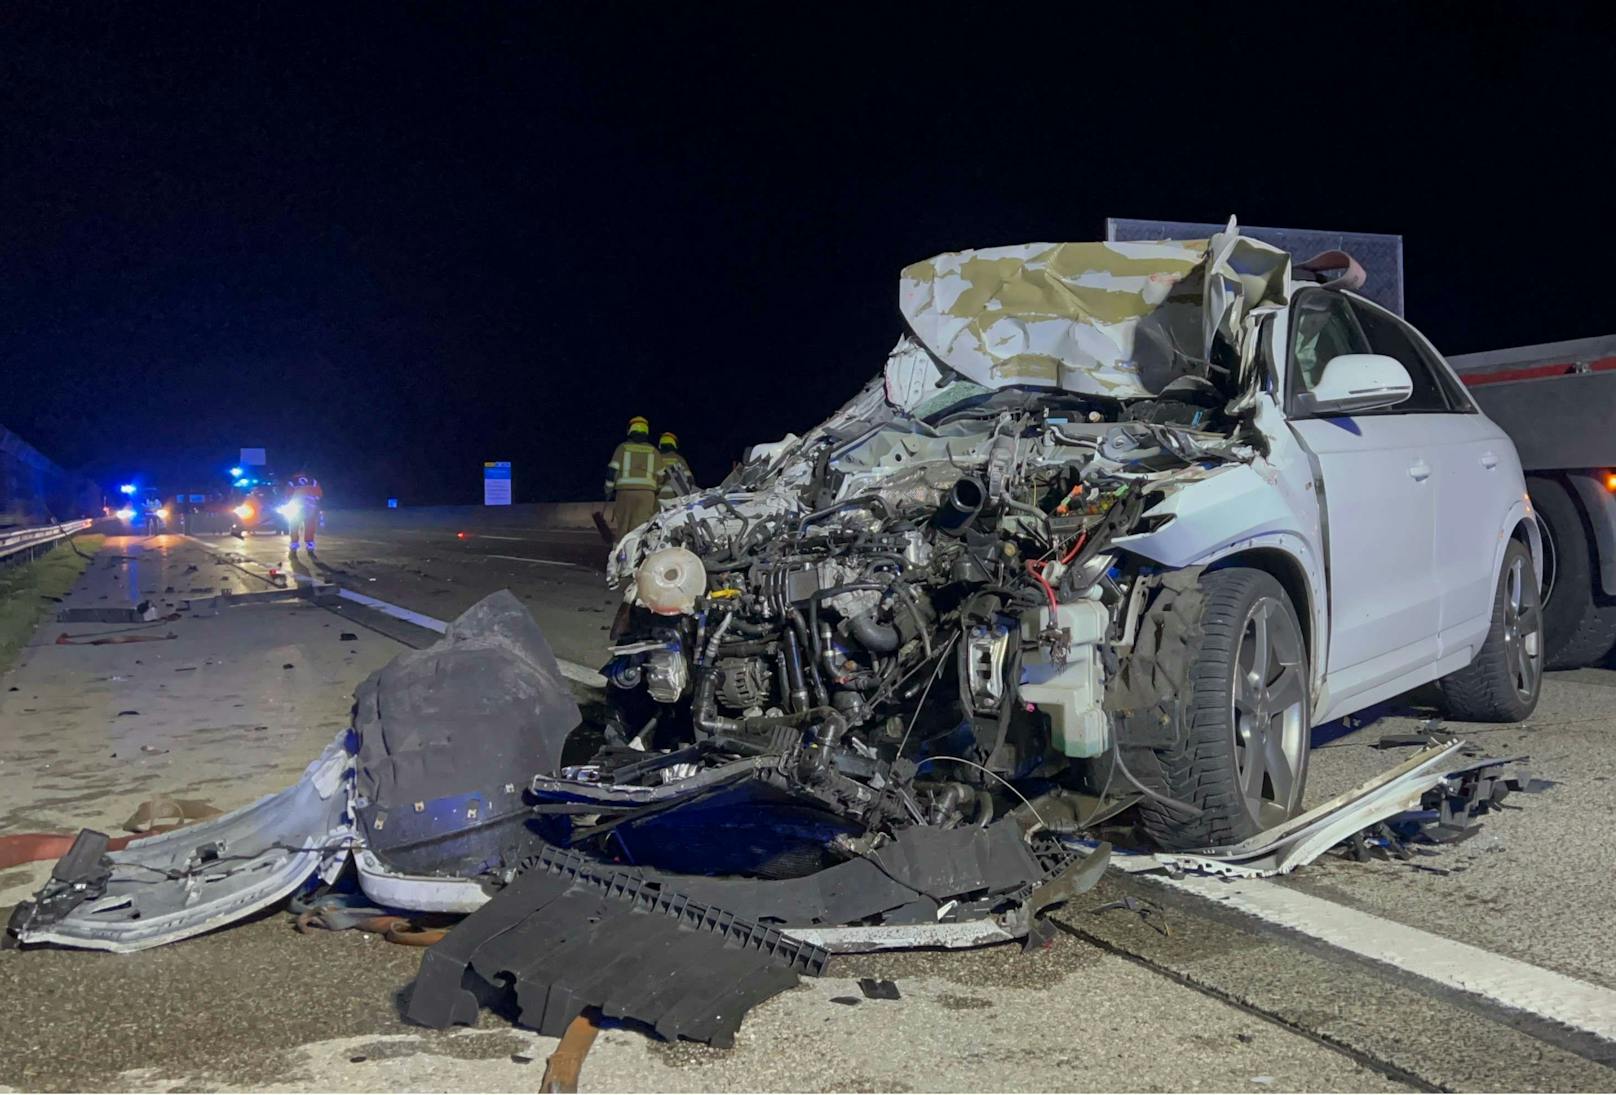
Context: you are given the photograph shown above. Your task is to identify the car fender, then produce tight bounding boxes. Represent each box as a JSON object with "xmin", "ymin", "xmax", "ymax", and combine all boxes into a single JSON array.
[
  {"xmin": 1113, "ymin": 460, "xmax": 1329, "ymax": 697},
  {"xmin": 1491, "ymin": 492, "xmax": 1542, "ymax": 591}
]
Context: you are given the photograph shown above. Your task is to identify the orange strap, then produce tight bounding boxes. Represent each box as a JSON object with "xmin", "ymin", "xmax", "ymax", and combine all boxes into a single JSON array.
[{"xmin": 540, "ymin": 1009, "xmax": 602, "ymax": 1093}]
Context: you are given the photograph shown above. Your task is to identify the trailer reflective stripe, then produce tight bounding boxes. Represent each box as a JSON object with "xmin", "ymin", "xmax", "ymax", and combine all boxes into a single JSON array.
[{"xmin": 1462, "ymin": 355, "xmax": 1616, "ymax": 386}]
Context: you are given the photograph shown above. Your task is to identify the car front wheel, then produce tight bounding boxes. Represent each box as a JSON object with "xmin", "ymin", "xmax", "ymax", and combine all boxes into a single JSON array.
[{"xmin": 1120, "ymin": 567, "xmax": 1312, "ymax": 850}]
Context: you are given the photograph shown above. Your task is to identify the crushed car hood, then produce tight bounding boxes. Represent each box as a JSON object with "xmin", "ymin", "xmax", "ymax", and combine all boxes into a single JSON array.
[{"xmin": 899, "ymin": 225, "xmax": 1291, "ymax": 400}]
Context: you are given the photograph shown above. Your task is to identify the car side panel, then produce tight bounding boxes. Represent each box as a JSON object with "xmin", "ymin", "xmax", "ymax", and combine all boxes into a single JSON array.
[
  {"xmin": 1287, "ymin": 414, "xmax": 1440, "ymax": 686},
  {"xmin": 1432, "ymin": 417, "xmax": 1533, "ymax": 661}
]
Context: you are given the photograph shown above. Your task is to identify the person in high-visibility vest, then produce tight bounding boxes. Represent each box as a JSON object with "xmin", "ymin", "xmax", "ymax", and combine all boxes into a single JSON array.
[
  {"xmin": 605, "ymin": 416, "xmax": 660, "ymax": 538},
  {"xmin": 656, "ymin": 431, "xmax": 694, "ymax": 502},
  {"xmin": 284, "ymin": 472, "xmax": 324, "ymax": 555}
]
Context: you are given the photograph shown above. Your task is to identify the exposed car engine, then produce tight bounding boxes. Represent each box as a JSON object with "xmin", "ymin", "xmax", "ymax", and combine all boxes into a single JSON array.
[{"xmin": 586, "ymin": 330, "xmax": 1261, "ymax": 855}]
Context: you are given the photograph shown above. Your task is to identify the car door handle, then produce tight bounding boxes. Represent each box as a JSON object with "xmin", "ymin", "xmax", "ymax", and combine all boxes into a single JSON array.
[
  {"xmin": 1408, "ymin": 459, "xmax": 1432, "ymax": 482},
  {"xmin": 1481, "ymin": 450, "xmax": 1499, "ymax": 469}
]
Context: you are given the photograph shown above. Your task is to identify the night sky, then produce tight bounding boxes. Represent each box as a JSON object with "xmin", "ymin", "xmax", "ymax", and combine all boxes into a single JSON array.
[{"xmin": 3, "ymin": 4, "xmax": 1611, "ymax": 505}]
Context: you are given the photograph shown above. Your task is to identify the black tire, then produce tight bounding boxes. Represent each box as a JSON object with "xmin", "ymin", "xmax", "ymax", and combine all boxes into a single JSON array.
[
  {"xmin": 1438, "ymin": 539, "xmax": 1543, "ymax": 722},
  {"xmin": 1529, "ymin": 477, "xmax": 1616, "ymax": 669},
  {"xmin": 1117, "ymin": 567, "xmax": 1311, "ymax": 850}
]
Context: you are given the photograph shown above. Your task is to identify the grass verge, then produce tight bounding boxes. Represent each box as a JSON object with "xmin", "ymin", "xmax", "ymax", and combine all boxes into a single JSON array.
[{"xmin": 0, "ymin": 535, "xmax": 105, "ymax": 677}]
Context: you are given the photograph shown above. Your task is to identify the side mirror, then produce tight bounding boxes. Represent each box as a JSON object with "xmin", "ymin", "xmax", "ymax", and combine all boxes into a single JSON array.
[{"xmin": 1295, "ymin": 353, "xmax": 1413, "ymax": 416}]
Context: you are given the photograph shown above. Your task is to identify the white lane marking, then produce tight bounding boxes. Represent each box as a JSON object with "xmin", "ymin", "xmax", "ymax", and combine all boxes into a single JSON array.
[
  {"xmin": 1155, "ymin": 873, "xmax": 1616, "ymax": 1045},
  {"xmin": 481, "ymin": 553, "xmax": 584, "ymax": 569},
  {"xmin": 336, "ymin": 589, "xmax": 448, "ymax": 632},
  {"xmin": 334, "ymin": 589, "xmax": 606, "ymax": 689},
  {"xmin": 178, "ymin": 534, "xmax": 607, "ymax": 689}
]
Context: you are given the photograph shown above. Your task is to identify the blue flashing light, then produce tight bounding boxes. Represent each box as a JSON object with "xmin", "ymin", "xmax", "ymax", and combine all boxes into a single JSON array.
[
  {"xmin": 387, "ymin": 498, "xmax": 399, "ymax": 509},
  {"xmin": 229, "ymin": 466, "xmax": 244, "ymax": 478},
  {"xmin": 233, "ymin": 477, "xmax": 250, "ymax": 488},
  {"xmin": 119, "ymin": 483, "xmax": 136, "ymax": 495}
]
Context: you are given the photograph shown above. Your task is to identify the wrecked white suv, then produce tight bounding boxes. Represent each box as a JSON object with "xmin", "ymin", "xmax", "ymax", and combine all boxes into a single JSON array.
[
  {"xmin": 605, "ymin": 223, "xmax": 1544, "ymax": 850},
  {"xmin": 7, "ymin": 225, "xmax": 1541, "ymax": 997}
]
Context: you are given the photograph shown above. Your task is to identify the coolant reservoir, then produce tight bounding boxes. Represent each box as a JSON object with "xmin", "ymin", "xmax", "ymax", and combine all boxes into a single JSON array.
[
  {"xmin": 1018, "ymin": 601, "xmax": 1109, "ymax": 758},
  {"xmin": 635, "ymin": 547, "xmax": 706, "ymax": 615}
]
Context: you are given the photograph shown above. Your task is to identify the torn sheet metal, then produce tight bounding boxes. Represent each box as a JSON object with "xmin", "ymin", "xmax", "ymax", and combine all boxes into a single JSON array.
[
  {"xmin": 789, "ymin": 920, "xmax": 1017, "ymax": 953},
  {"xmin": 406, "ymin": 845, "xmax": 829, "ymax": 1047},
  {"xmin": 6, "ymin": 738, "xmax": 353, "ymax": 953},
  {"xmin": 9, "ymin": 591, "xmax": 585, "ymax": 952},
  {"xmin": 1151, "ymin": 742, "xmax": 1511, "ymax": 878},
  {"xmin": 897, "ymin": 224, "xmax": 1290, "ymax": 399}
]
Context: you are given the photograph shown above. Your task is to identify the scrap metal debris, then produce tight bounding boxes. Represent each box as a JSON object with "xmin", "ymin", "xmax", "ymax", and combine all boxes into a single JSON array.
[
  {"xmin": 1090, "ymin": 895, "xmax": 1170, "ymax": 936},
  {"xmin": 1151, "ymin": 743, "xmax": 1534, "ymax": 878},
  {"xmin": 56, "ymin": 602, "xmax": 158, "ymax": 624},
  {"xmin": 858, "ymin": 977, "xmax": 901, "ymax": 1000},
  {"xmin": 56, "ymin": 630, "xmax": 177, "ymax": 645},
  {"xmin": 405, "ymin": 844, "xmax": 828, "ymax": 1047}
]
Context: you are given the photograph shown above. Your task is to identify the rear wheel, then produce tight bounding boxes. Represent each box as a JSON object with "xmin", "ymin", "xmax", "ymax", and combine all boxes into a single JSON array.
[
  {"xmin": 1123, "ymin": 568, "xmax": 1311, "ymax": 850},
  {"xmin": 1529, "ymin": 477, "xmax": 1616, "ymax": 669},
  {"xmin": 1438, "ymin": 539, "xmax": 1543, "ymax": 722}
]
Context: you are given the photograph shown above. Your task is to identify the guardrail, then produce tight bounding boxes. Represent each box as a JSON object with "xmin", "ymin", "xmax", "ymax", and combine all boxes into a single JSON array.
[{"xmin": 0, "ymin": 519, "xmax": 95, "ymax": 565}]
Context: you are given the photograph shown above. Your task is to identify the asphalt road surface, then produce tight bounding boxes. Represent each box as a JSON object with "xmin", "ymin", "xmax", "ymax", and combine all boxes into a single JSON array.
[
  {"xmin": 2, "ymin": 522, "xmax": 1614, "ymax": 1091},
  {"xmin": 220, "ymin": 519, "xmax": 620, "ymax": 667}
]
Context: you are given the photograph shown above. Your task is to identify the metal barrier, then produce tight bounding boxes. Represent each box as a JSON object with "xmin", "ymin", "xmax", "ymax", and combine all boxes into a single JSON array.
[{"xmin": 0, "ymin": 519, "xmax": 95, "ymax": 566}]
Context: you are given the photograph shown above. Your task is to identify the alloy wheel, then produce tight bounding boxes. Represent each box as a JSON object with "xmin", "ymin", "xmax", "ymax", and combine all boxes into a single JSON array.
[
  {"xmin": 1502, "ymin": 553, "xmax": 1544, "ymax": 701},
  {"xmin": 1230, "ymin": 595, "xmax": 1309, "ymax": 831}
]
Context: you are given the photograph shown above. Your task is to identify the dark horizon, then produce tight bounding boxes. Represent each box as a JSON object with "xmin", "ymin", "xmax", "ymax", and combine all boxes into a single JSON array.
[{"xmin": 4, "ymin": 3, "xmax": 1612, "ymax": 507}]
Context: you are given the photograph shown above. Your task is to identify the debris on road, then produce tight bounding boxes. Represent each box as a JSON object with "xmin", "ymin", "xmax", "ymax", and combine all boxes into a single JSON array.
[
  {"xmin": 405, "ymin": 844, "xmax": 827, "ymax": 1047},
  {"xmin": 1146, "ymin": 744, "xmax": 1535, "ymax": 878},
  {"xmin": 123, "ymin": 797, "xmax": 219, "ymax": 832},
  {"xmin": 56, "ymin": 602, "xmax": 158, "ymax": 624},
  {"xmin": 858, "ymin": 977, "xmax": 901, "ymax": 1000},
  {"xmin": 540, "ymin": 1010, "xmax": 601, "ymax": 1094},
  {"xmin": 1090, "ymin": 895, "xmax": 1170, "ymax": 936},
  {"xmin": 5, "ymin": 587, "xmax": 1549, "ymax": 1050},
  {"xmin": 1375, "ymin": 731, "xmax": 1452, "ymax": 749},
  {"xmin": 55, "ymin": 630, "xmax": 177, "ymax": 646}
]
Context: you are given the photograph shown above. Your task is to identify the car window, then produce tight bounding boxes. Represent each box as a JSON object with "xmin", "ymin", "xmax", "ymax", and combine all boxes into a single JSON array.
[
  {"xmin": 1347, "ymin": 300, "xmax": 1463, "ymax": 413},
  {"xmin": 1288, "ymin": 290, "xmax": 1368, "ymax": 395}
]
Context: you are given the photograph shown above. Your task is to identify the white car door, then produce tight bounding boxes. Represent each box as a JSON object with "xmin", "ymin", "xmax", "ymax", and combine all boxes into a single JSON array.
[
  {"xmin": 1283, "ymin": 290, "xmax": 1441, "ymax": 700},
  {"xmin": 1345, "ymin": 297, "xmax": 1516, "ymax": 660}
]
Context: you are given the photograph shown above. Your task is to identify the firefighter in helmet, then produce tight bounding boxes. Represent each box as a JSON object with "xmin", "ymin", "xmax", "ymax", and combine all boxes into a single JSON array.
[
  {"xmin": 605, "ymin": 416, "xmax": 659, "ymax": 538},
  {"xmin": 284, "ymin": 472, "xmax": 324, "ymax": 555},
  {"xmin": 656, "ymin": 431, "xmax": 693, "ymax": 502}
]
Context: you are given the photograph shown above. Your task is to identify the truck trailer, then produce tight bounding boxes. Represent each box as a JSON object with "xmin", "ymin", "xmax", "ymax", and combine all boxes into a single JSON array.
[{"xmin": 1450, "ymin": 335, "xmax": 1616, "ymax": 668}]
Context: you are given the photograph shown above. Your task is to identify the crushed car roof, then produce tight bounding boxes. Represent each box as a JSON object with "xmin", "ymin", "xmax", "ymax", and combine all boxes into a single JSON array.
[{"xmin": 899, "ymin": 225, "xmax": 1291, "ymax": 399}]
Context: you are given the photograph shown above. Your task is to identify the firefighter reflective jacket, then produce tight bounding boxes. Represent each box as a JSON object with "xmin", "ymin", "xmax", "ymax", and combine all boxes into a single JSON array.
[
  {"xmin": 606, "ymin": 441, "xmax": 660, "ymax": 495},
  {"xmin": 657, "ymin": 451, "xmax": 693, "ymax": 500}
]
